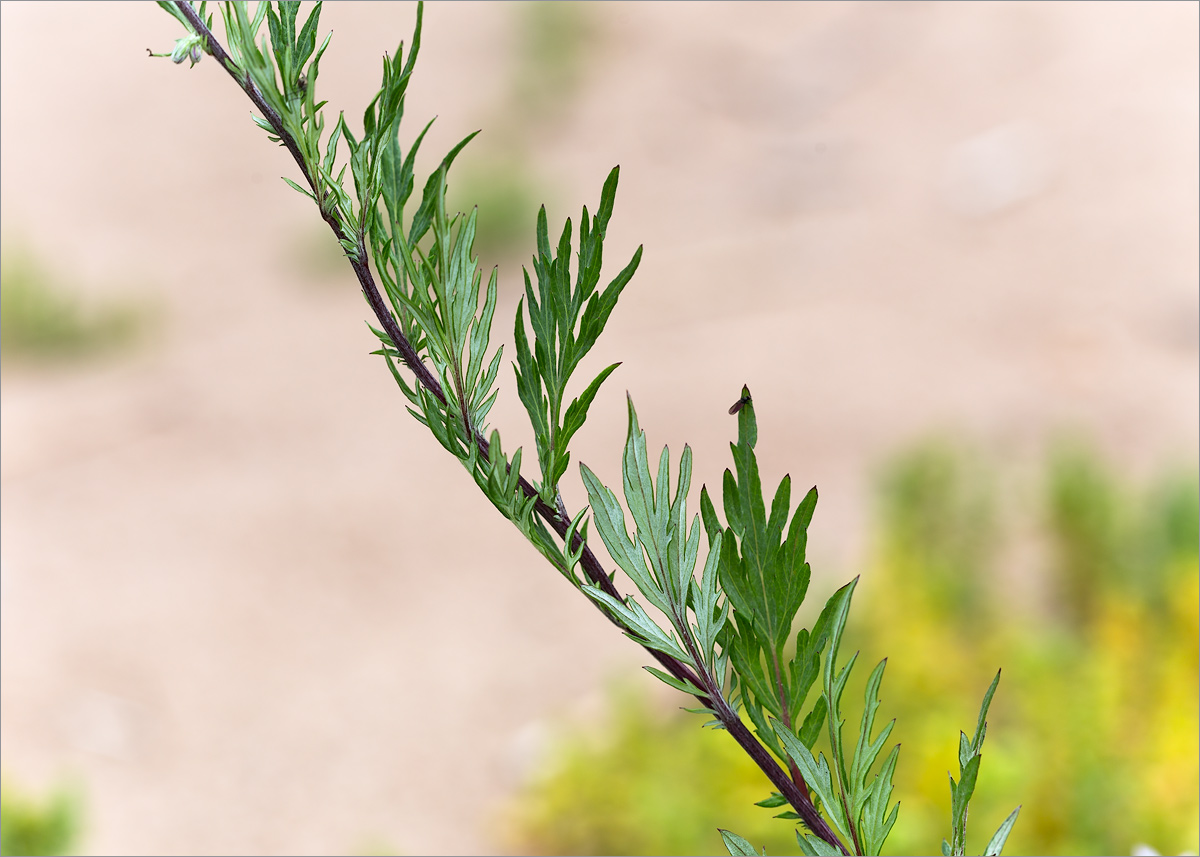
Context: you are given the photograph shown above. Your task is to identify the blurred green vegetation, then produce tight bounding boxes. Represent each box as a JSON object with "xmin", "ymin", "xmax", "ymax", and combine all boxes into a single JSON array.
[
  {"xmin": 0, "ymin": 248, "xmax": 148, "ymax": 363},
  {"xmin": 0, "ymin": 777, "xmax": 83, "ymax": 857},
  {"xmin": 509, "ymin": 2, "xmax": 598, "ymax": 127},
  {"xmin": 447, "ymin": 159, "xmax": 546, "ymax": 275},
  {"xmin": 499, "ymin": 439, "xmax": 1199, "ymax": 856},
  {"xmin": 447, "ymin": 3, "xmax": 599, "ymax": 273},
  {"xmin": 499, "ymin": 685, "xmax": 803, "ymax": 857}
]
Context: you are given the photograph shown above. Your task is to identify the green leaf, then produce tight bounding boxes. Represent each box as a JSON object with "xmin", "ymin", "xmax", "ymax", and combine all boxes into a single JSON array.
[
  {"xmin": 155, "ymin": 0, "xmax": 193, "ymax": 29},
  {"xmin": 727, "ymin": 630, "xmax": 783, "ymax": 721},
  {"xmin": 956, "ymin": 753, "xmax": 981, "ymax": 816},
  {"xmin": 796, "ymin": 831, "xmax": 844, "ymax": 857},
  {"xmin": 820, "ymin": 578, "xmax": 857, "ymax": 698},
  {"xmin": 620, "ymin": 398, "xmax": 682, "ymax": 610},
  {"xmin": 282, "ymin": 176, "xmax": 316, "ymax": 202},
  {"xmin": 512, "ymin": 167, "xmax": 638, "ymax": 501},
  {"xmin": 771, "ymin": 719, "xmax": 853, "ymax": 845},
  {"xmin": 644, "ymin": 665, "xmax": 705, "ymax": 697},
  {"xmin": 958, "ymin": 730, "xmax": 973, "ymax": 772},
  {"xmin": 949, "ymin": 672, "xmax": 1007, "ymax": 855},
  {"xmin": 798, "ymin": 695, "xmax": 828, "ymax": 749},
  {"xmin": 789, "ymin": 625, "xmax": 829, "ymax": 727},
  {"xmin": 558, "ymin": 361, "xmax": 620, "ymax": 466},
  {"xmin": 857, "ymin": 743, "xmax": 900, "ymax": 855},
  {"xmin": 579, "ymin": 585, "xmax": 691, "ymax": 663},
  {"xmin": 700, "ymin": 485, "xmax": 722, "ymax": 544},
  {"xmin": 754, "ymin": 792, "xmax": 788, "ymax": 809},
  {"xmin": 849, "ymin": 659, "xmax": 893, "ymax": 791},
  {"xmin": 385, "ymin": 118, "xmax": 433, "ymax": 242},
  {"xmin": 983, "ymin": 807, "xmax": 1021, "ymax": 856},
  {"xmin": 408, "ymin": 130, "xmax": 479, "ymax": 246},
  {"xmin": 971, "ymin": 670, "xmax": 1001, "ymax": 755},
  {"xmin": 691, "ymin": 529, "xmax": 726, "ymax": 663},
  {"xmin": 580, "ymin": 461, "xmax": 670, "ymax": 615},
  {"xmin": 806, "ymin": 578, "xmax": 859, "ymax": 837},
  {"xmin": 712, "ymin": 392, "xmax": 817, "ymax": 674},
  {"xmin": 719, "ymin": 829, "xmax": 764, "ymax": 857},
  {"xmin": 294, "ymin": 2, "xmax": 322, "ymax": 66},
  {"xmin": 949, "ymin": 753, "xmax": 981, "ymax": 854}
]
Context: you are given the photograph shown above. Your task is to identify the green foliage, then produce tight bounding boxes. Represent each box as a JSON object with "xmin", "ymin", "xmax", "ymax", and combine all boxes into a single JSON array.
[
  {"xmin": 703, "ymin": 389, "xmax": 815, "ymax": 654},
  {"xmin": 502, "ymin": 442, "xmax": 1195, "ymax": 856},
  {"xmin": 152, "ymin": 5, "xmax": 1021, "ymax": 854},
  {"xmin": 697, "ymin": 392, "xmax": 825, "ymax": 754},
  {"xmin": 580, "ymin": 393, "xmax": 922, "ymax": 854},
  {"xmin": 0, "ymin": 249, "xmax": 145, "ymax": 362},
  {"xmin": 517, "ymin": 168, "xmax": 642, "ymax": 507},
  {"xmin": 0, "ymin": 777, "xmax": 82, "ymax": 857},
  {"xmin": 580, "ymin": 397, "xmax": 725, "ymax": 689},
  {"xmin": 942, "ymin": 673, "xmax": 1019, "ymax": 857},
  {"xmin": 768, "ymin": 581, "xmax": 905, "ymax": 857},
  {"xmin": 721, "ymin": 829, "xmax": 767, "ymax": 857}
]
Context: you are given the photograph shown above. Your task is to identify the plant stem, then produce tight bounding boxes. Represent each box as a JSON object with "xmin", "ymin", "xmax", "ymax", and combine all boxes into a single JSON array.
[
  {"xmin": 676, "ymin": 609, "xmax": 849, "ymax": 855},
  {"xmin": 772, "ymin": 648, "xmax": 812, "ymax": 800}
]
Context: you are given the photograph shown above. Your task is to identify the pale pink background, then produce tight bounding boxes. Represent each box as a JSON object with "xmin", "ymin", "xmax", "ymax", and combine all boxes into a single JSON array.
[{"xmin": 2, "ymin": 2, "xmax": 1196, "ymax": 854}]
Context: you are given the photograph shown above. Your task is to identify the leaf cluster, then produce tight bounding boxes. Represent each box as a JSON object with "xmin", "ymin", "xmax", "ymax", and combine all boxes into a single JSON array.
[
  {"xmin": 515, "ymin": 166, "xmax": 642, "ymax": 510},
  {"xmin": 580, "ymin": 397, "xmax": 726, "ymax": 695},
  {"xmin": 580, "ymin": 391, "xmax": 905, "ymax": 853},
  {"xmin": 685, "ymin": 399, "xmax": 901, "ymax": 855},
  {"xmin": 216, "ymin": 3, "xmax": 351, "ymax": 233},
  {"xmin": 768, "ymin": 581, "xmax": 899, "ymax": 857},
  {"xmin": 943, "ymin": 672, "xmax": 1020, "ymax": 857},
  {"xmin": 699, "ymin": 390, "xmax": 827, "ymax": 753}
]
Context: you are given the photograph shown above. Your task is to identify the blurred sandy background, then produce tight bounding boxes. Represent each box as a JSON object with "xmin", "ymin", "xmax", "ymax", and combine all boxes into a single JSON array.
[{"xmin": 1, "ymin": 2, "xmax": 1196, "ymax": 854}]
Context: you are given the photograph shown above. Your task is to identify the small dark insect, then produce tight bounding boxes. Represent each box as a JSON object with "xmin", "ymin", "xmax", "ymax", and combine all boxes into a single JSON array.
[
  {"xmin": 296, "ymin": 74, "xmax": 308, "ymax": 95},
  {"xmin": 728, "ymin": 394, "xmax": 751, "ymax": 415}
]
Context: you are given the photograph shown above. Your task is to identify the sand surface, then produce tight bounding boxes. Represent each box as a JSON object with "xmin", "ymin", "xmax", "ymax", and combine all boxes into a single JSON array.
[{"xmin": 1, "ymin": 2, "xmax": 1196, "ymax": 854}]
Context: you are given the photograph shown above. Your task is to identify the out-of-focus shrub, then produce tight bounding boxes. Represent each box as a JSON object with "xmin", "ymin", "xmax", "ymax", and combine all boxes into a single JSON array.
[
  {"xmin": 861, "ymin": 439, "xmax": 1198, "ymax": 856},
  {"xmin": 497, "ymin": 686, "xmax": 802, "ymax": 856},
  {"xmin": 441, "ymin": 3, "xmax": 602, "ymax": 275},
  {"xmin": 0, "ymin": 777, "xmax": 83, "ymax": 857},
  {"xmin": 0, "ymin": 248, "xmax": 147, "ymax": 362},
  {"xmin": 448, "ymin": 161, "xmax": 546, "ymax": 273},
  {"xmin": 499, "ymin": 438, "xmax": 1199, "ymax": 856},
  {"xmin": 510, "ymin": 1, "xmax": 598, "ymax": 126}
]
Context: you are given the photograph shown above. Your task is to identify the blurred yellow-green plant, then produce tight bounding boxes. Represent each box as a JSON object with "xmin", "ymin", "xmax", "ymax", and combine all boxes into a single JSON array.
[
  {"xmin": 865, "ymin": 438, "xmax": 1198, "ymax": 856},
  {"xmin": 0, "ymin": 248, "xmax": 147, "ymax": 363},
  {"xmin": 0, "ymin": 776, "xmax": 83, "ymax": 857},
  {"xmin": 498, "ymin": 685, "xmax": 804, "ymax": 857},
  {"xmin": 499, "ymin": 438, "xmax": 1199, "ymax": 856}
]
